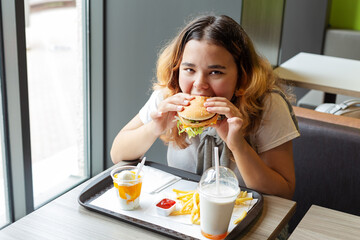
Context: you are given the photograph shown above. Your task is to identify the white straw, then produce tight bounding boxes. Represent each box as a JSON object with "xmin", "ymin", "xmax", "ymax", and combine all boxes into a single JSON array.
[
  {"xmin": 136, "ymin": 157, "xmax": 146, "ymax": 179},
  {"xmin": 214, "ymin": 147, "xmax": 220, "ymax": 193}
]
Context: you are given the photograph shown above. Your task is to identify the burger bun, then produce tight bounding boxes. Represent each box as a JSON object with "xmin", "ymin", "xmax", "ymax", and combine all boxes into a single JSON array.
[{"xmin": 178, "ymin": 96, "xmax": 218, "ymax": 127}]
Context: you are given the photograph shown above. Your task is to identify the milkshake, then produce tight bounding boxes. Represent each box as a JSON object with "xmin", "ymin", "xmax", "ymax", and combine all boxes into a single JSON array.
[
  {"xmin": 198, "ymin": 167, "xmax": 240, "ymax": 239},
  {"xmin": 111, "ymin": 166, "xmax": 144, "ymax": 210}
]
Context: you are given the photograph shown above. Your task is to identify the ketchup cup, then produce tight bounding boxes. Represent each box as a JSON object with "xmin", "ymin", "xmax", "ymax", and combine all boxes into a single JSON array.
[{"xmin": 155, "ymin": 198, "xmax": 176, "ymax": 216}]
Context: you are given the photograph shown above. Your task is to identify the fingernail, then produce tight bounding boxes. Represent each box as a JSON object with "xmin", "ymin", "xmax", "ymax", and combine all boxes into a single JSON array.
[
  {"xmin": 184, "ymin": 100, "xmax": 189, "ymax": 105},
  {"xmin": 177, "ymin": 106, "xmax": 183, "ymax": 111},
  {"xmin": 157, "ymin": 112, "xmax": 163, "ymax": 117}
]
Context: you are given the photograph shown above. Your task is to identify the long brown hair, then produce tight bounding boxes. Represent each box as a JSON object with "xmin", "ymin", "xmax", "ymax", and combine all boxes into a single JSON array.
[{"xmin": 154, "ymin": 15, "xmax": 279, "ymax": 148}]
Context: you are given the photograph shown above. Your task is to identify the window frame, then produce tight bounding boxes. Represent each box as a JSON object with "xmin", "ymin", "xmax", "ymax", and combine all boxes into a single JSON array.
[
  {"xmin": 0, "ymin": 0, "xmax": 105, "ymax": 226},
  {"xmin": 1, "ymin": 0, "xmax": 34, "ymax": 221},
  {"xmin": 0, "ymin": 0, "xmax": 13, "ymax": 227},
  {"xmin": 88, "ymin": 0, "xmax": 105, "ymax": 177}
]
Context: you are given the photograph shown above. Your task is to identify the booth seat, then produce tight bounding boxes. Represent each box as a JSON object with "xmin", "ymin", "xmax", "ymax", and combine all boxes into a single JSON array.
[{"xmin": 289, "ymin": 106, "xmax": 360, "ymax": 232}]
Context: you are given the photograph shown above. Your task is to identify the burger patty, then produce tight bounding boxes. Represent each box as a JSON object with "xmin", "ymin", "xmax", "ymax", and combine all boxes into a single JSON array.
[{"xmin": 181, "ymin": 115, "xmax": 216, "ymax": 125}]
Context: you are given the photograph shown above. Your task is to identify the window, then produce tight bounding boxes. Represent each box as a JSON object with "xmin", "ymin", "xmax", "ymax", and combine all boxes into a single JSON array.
[
  {"xmin": 0, "ymin": 0, "xmax": 105, "ymax": 228},
  {"xmin": 25, "ymin": 0, "xmax": 88, "ymax": 207},
  {"xmin": 0, "ymin": 0, "xmax": 106, "ymax": 227}
]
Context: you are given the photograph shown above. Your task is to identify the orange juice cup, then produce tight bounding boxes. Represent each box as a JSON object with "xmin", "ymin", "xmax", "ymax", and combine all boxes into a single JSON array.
[{"xmin": 110, "ymin": 165, "xmax": 144, "ymax": 210}]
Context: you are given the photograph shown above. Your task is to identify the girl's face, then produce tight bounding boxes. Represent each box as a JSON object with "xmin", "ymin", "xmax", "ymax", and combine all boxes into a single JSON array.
[{"xmin": 179, "ymin": 40, "xmax": 238, "ymax": 100}]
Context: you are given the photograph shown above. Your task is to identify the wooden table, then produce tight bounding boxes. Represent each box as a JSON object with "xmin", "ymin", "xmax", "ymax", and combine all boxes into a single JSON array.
[
  {"xmin": 274, "ymin": 52, "xmax": 360, "ymax": 99},
  {"xmin": 289, "ymin": 205, "xmax": 360, "ymax": 240},
  {"xmin": 0, "ymin": 163, "xmax": 296, "ymax": 240}
]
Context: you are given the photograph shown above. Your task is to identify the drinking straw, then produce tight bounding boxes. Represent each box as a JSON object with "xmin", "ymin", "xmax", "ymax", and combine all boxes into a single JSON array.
[
  {"xmin": 214, "ymin": 147, "xmax": 220, "ymax": 193},
  {"xmin": 136, "ymin": 157, "xmax": 146, "ymax": 179}
]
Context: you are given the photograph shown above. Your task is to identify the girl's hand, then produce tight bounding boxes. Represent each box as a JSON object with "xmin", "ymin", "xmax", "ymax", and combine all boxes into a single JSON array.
[
  {"xmin": 150, "ymin": 93, "xmax": 194, "ymax": 136},
  {"xmin": 204, "ymin": 97, "xmax": 245, "ymax": 150}
]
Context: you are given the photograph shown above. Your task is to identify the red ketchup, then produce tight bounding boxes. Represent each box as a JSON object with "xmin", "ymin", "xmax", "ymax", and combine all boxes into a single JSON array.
[{"xmin": 156, "ymin": 198, "xmax": 176, "ymax": 209}]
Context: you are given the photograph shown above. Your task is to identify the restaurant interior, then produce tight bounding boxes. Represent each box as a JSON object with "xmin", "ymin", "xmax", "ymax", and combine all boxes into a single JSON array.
[{"xmin": 0, "ymin": 0, "xmax": 360, "ymax": 239}]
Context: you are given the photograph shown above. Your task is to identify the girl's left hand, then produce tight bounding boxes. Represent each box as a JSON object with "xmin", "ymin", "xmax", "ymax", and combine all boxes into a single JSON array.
[{"xmin": 204, "ymin": 97, "xmax": 245, "ymax": 150}]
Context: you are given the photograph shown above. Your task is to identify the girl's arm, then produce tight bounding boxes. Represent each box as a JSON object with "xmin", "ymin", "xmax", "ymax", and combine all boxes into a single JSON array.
[
  {"xmin": 111, "ymin": 93, "xmax": 194, "ymax": 164},
  {"xmin": 110, "ymin": 114, "xmax": 160, "ymax": 164},
  {"xmin": 230, "ymin": 132, "xmax": 295, "ymax": 199}
]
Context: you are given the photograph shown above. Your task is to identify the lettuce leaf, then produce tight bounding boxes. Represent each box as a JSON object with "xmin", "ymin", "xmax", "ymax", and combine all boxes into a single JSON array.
[{"xmin": 176, "ymin": 119, "xmax": 204, "ymax": 138}]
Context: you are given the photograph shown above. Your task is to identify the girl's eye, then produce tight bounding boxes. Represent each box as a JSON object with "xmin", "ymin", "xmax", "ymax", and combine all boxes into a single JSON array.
[
  {"xmin": 210, "ymin": 70, "xmax": 223, "ymax": 75},
  {"xmin": 184, "ymin": 68, "xmax": 194, "ymax": 73}
]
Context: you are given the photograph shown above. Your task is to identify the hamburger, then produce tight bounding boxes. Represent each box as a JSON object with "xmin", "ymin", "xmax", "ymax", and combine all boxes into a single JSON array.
[{"xmin": 176, "ymin": 96, "xmax": 218, "ymax": 138}]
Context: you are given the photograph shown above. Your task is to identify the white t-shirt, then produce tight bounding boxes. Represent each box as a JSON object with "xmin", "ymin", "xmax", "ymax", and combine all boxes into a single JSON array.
[{"xmin": 139, "ymin": 90, "xmax": 300, "ymax": 183}]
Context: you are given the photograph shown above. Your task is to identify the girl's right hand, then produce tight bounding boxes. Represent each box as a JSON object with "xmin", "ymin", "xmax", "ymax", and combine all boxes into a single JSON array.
[{"xmin": 150, "ymin": 93, "xmax": 194, "ymax": 136}]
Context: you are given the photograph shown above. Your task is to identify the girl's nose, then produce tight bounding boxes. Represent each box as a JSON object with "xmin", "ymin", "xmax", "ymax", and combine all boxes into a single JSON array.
[{"xmin": 193, "ymin": 74, "xmax": 209, "ymax": 90}]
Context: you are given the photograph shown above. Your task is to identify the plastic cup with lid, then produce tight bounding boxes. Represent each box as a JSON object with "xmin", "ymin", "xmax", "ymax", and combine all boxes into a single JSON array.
[{"xmin": 197, "ymin": 166, "xmax": 240, "ymax": 239}]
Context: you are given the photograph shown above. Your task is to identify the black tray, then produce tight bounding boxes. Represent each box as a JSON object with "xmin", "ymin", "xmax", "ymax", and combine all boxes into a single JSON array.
[{"xmin": 78, "ymin": 161, "xmax": 263, "ymax": 240}]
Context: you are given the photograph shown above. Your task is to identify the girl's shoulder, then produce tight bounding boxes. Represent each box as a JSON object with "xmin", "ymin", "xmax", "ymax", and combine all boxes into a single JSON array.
[
  {"xmin": 263, "ymin": 88, "xmax": 294, "ymax": 109},
  {"xmin": 262, "ymin": 90, "xmax": 293, "ymax": 119},
  {"xmin": 262, "ymin": 89, "xmax": 299, "ymax": 130},
  {"xmin": 147, "ymin": 88, "xmax": 165, "ymax": 103}
]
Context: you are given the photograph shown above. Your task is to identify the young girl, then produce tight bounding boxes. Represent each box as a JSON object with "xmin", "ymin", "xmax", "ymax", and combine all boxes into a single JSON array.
[{"xmin": 111, "ymin": 15, "xmax": 300, "ymax": 199}]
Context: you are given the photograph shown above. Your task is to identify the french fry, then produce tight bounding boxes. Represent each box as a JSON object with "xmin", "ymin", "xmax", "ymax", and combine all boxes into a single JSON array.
[
  {"xmin": 241, "ymin": 191, "xmax": 247, "ymax": 198},
  {"xmin": 181, "ymin": 197, "xmax": 193, "ymax": 211},
  {"xmin": 177, "ymin": 192, "xmax": 195, "ymax": 200},
  {"xmin": 173, "ymin": 189, "xmax": 195, "ymax": 194},
  {"xmin": 235, "ymin": 197, "xmax": 253, "ymax": 205},
  {"xmin": 172, "ymin": 210, "xmax": 192, "ymax": 215},
  {"xmin": 191, "ymin": 192, "xmax": 200, "ymax": 225},
  {"xmin": 171, "ymin": 189, "xmax": 200, "ymax": 224},
  {"xmin": 192, "ymin": 217, "xmax": 200, "ymax": 225},
  {"xmin": 235, "ymin": 191, "xmax": 253, "ymax": 205},
  {"xmin": 190, "ymin": 208, "xmax": 198, "ymax": 222},
  {"xmin": 233, "ymin": 210, "xmax": 247, "ymax": 224}
]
